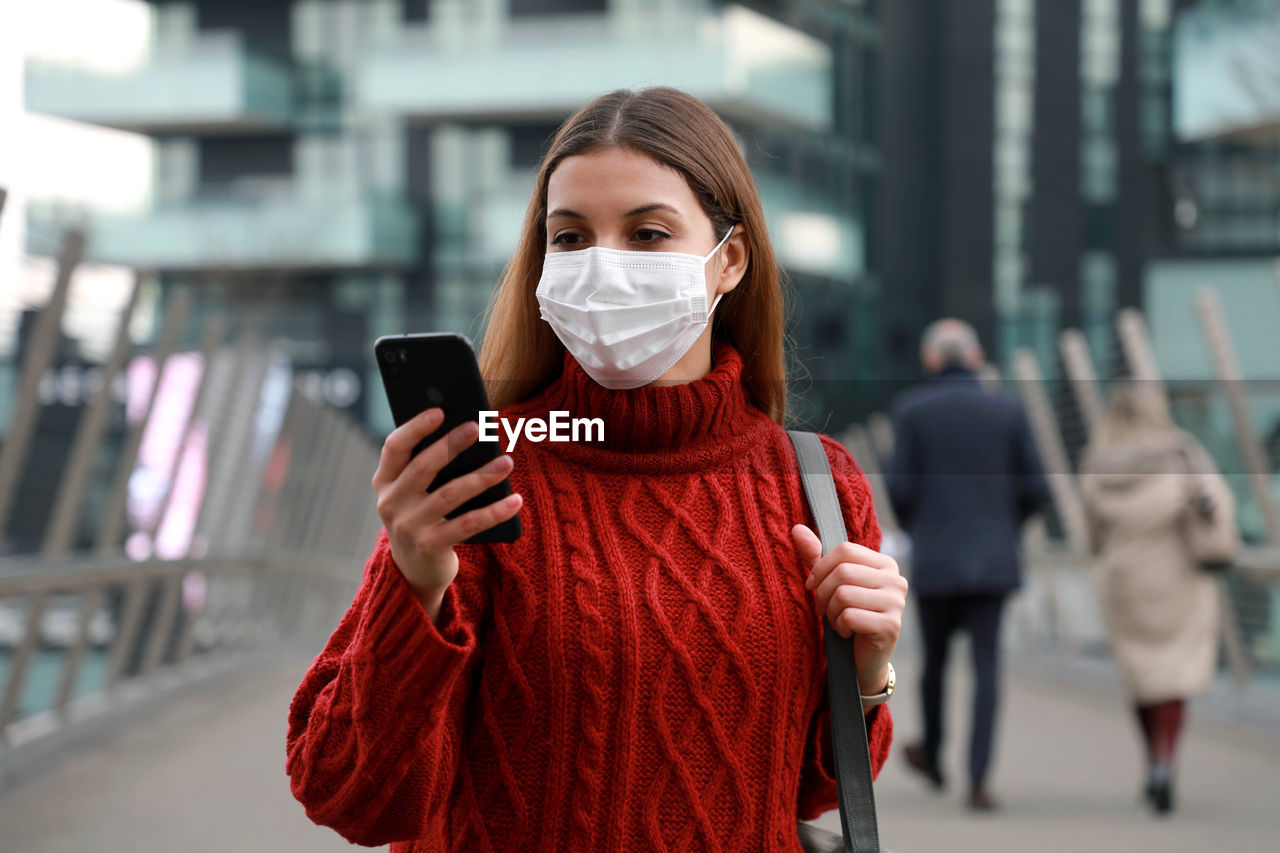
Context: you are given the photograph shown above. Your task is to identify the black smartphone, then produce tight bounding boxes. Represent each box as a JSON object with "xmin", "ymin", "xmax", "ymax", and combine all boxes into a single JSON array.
[{"xmin": 374, "ymin": 332, "xmax": 521, "ymax": 544}]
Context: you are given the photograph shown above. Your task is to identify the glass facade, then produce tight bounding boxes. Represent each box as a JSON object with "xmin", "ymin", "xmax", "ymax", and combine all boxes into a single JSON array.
[{"xmin": 23, "ymin": 0, "xmax": 882, "ymax": 434}]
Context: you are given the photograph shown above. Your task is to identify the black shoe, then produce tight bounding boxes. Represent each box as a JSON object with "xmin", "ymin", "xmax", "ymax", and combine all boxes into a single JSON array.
[
  {"xmin": 903, "ymin": 743, "xmax": 945, "ymax": 790},
  {"xmin": 1148, "ymin": 779, "xmax": 1174, "ymax": 815},
  {"xmin": 967, "ymin": 785, "xmax": 999, "ymax": 812}
]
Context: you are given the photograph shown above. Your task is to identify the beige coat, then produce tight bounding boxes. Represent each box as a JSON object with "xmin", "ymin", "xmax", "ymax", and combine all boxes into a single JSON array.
[{"xmin": 1079, "ymin": 431, "xmax": 1222, "ymax": 703}]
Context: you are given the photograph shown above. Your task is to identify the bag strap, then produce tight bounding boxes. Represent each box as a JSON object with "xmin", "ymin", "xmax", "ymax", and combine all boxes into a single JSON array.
[{"xmin": 787, "ymin": 430, "xmax": 881, "ymax": 853}]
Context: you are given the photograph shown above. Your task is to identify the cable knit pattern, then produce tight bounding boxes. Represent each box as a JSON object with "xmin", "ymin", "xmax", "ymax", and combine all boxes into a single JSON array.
[{"xmin": 286, "ymin": 342, "xmax": 892, "ymax": 852}]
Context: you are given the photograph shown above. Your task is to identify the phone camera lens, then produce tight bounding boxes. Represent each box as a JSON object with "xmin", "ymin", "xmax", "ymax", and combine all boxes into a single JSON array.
[{"xmin": 382, "ymin": 348, "xmax": 397, "ymax": 364}]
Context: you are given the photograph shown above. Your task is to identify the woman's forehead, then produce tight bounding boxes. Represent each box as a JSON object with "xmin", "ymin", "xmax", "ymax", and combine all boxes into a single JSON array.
[{"xmin": 547, "ymin": 148, "xmax": 696, "ymax": 213}]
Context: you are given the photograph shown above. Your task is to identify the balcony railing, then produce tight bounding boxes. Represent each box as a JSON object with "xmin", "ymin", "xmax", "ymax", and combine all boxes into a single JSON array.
[
  {"xmin": 25, "ymin": 192, "xmax": 420, "ymax": 272},
  {"xmin": 359, "ymin": 5, "xmax": 832, "ymax": 132},
  {"xmin": 24, "ymin": 32, "xmax": 294, "ymax": 134}
]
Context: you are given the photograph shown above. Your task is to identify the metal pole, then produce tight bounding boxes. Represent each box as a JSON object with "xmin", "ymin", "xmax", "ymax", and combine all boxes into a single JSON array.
[
  {"xmin": 0, "ymin": 591, "xmax": 50, "ymax": 733},
  {"xmin": 1058, "ymin": 328, "xmax": 1104, "ymax": 439},
  {"xmin": 844, "ymin": 424, "xmax": 900, "ymax": 532},
  {"xmin": 1116, "ymin": 308, "xmax": 1162, "ymax": 382},
  {"xmin": 139, "ymin": 315, "xmax": 227, "ymax": 550},
  {"xmin": 93, "ymin": 287, "xmax": 194, "ymax": 553},
  {"xmin": 203, "ymin": 349, "xmax": 273, "ymax": 556},
  {"xmin": 42, "ymin": 279, "xmax": 144, "ymax": 556},
  {"xmin": 1012, "ymin": 349, "xmax": 1090, "ymax": 552},
  {"xmin": 866, "ymin": 411, "xmax": 895, "ymax": 465},
  {"xmin": 54, "ymin": 586, "xmax": 105, "ymax": 714},
  {"xmin": 0, "ymin": 229, "xmax": 84, "ymax": 539},
  {"xmin": 1195, "ymin": 288, "xmax": 1280, "ymax": 545},
  {"xmin": 190, "ymin": 337, "xmax": 265, "ymax": 557}
]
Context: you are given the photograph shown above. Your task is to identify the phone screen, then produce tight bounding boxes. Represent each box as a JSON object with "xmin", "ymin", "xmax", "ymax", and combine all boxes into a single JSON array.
[{"xmin": 374, "ymin": 332, "xmax": 521, "ymax": 543}]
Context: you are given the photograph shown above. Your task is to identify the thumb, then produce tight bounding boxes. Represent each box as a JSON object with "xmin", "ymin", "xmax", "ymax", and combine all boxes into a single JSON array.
[{"xmin": 791, "ymin": 523, "xmax": 823, "ymax": 568}]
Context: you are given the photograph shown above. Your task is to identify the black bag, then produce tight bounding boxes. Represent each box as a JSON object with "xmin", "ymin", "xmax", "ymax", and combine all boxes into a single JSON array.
[{"xmin": 789, "ymin": 431, "xmax": 890, "ymax": 853}]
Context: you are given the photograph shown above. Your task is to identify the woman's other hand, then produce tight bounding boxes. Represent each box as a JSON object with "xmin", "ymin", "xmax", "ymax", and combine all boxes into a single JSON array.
[
  {"xmin": 372, "ymin": 408, "xmax": 523, "ymax": 620},
  {"xmin": 791, "ymin": 524, "xmax": 908, "ymax": 696}
]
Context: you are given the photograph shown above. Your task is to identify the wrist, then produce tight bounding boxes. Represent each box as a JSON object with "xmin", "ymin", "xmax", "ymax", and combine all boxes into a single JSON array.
[
  {"xmin": 411, "ymin": 583, "xmax": 449, "ymax": 623},
  {"xmin": 857, "ymin": 663, "xmax": 891, "ymax": 696}
]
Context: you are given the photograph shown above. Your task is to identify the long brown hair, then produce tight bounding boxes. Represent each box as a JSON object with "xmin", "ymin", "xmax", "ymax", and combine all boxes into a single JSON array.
[{"xmin": 478, "ymin": 87, "xmax": 788, "ymax": 424}]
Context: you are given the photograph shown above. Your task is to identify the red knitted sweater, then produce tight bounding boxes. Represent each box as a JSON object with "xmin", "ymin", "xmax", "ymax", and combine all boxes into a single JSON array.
[{"xmin": 286, "ymin": 343, "xmax": 892, "ymax": 852}]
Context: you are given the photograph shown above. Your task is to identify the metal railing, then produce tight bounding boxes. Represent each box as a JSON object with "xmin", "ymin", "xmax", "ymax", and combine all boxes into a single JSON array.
[
  {"xmin": 842, "ymin": 286, "xmax": 1280, "ymax": 693},
  {"xmin": 0, "ymin": 216, "xmax": 380, "ymax": 773}
]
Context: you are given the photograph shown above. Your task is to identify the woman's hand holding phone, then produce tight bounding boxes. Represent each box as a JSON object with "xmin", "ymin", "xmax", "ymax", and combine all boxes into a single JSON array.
[{"xmin": 372, "ymin": 407, "xmax": 523, "ymax": 621}]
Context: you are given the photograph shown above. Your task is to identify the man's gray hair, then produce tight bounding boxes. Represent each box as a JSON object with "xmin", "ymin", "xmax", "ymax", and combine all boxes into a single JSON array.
[{"xmin": 921, "ymin": 319, "xmax": 982, "ymax": 367}]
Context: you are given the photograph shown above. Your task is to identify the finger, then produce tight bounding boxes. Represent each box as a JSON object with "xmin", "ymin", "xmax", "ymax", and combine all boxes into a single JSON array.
[
  {"xmin": 374, "ymin": 408, "xmax": 444, "ymax": 487},
  {"xmin": 393, "ymin": 420, "xmax": 481, "ymax": 497},
  {"xmin": 823, "ymin": 584, "xmax": 900, "ymax": 627},
  {"xmin": 805, "ymin": 541, "xmax": 896, "ymax": 591},
  {"xmin": 791, "ymin": 524, "xmax": 823, "ymax": 569},
  {"xmin": 420, "ymin": 454, "xmax": 515, "ymax": 523},
  {"xmin": 429, "ymin": 493, "xmax": 523, "ymax": 547},
  {"xmin": 833, "ymin": 609, "xmax": 900, "ymax": 641},
  {"xmin": 810, "ymin": 557, "xmax": 882, "ymax": 604}
]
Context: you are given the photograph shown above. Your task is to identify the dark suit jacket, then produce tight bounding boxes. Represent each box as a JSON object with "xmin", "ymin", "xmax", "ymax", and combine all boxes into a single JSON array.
[{"xmin": 886, "ymin": 367, "xmax": 1049, "ymax": 596}]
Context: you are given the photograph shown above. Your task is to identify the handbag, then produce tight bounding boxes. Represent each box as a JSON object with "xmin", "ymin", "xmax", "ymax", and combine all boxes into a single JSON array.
[
  {"xmin": 1177, "ymin": 445, "xmax": 1240, "ymax": 573},
  {"xmin": 788, "ymin": 431, "xmax": 889, "ymax": 853}
]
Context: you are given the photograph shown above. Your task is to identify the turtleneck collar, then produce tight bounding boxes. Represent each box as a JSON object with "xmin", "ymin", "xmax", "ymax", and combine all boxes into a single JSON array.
[{"xmin": 503, "ymin": 340, "xmax": 770, "ymax": 472}]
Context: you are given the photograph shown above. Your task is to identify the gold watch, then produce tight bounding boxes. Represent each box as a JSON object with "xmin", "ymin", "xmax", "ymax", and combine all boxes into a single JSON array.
[{"xmin": 859, "ymin": 661, "xmax": 895, "ymax": 707}]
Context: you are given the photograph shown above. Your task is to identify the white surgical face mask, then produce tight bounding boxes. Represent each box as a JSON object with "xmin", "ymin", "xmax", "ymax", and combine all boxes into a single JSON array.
[{"xmin": 536, "ymin": 226, "xmax": 735, "ymax": 390}]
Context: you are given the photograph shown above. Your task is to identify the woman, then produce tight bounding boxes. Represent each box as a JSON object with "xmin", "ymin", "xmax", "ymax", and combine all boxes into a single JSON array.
[
  {"xmin": 1079, "ymin": 381, "xmax": 1226, "ymax": 815},
  {"xmin": 286, "ymin": 87, "xmax": 907, "ymax": 851}
]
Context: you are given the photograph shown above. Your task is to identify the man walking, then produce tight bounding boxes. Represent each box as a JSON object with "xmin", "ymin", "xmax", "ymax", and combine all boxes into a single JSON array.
[{"xmin": 886, "ymin": 319, "xmax": 1048, "ymax": 811}]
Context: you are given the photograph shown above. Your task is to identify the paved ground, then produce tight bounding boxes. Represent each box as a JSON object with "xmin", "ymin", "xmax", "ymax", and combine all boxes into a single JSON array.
[{"xmin": 1, "ymin": 641, "xmax": 1278, "ymax": 852}]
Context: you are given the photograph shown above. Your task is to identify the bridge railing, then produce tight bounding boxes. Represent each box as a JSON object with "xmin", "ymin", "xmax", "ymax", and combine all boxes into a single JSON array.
[
  {"xmin": 842, "ymin": 280, "xmax": 1280, "ymax": 693},
  {"xmin": 0, "ymin": 223, "xmax": 380, "ymax": 775}
]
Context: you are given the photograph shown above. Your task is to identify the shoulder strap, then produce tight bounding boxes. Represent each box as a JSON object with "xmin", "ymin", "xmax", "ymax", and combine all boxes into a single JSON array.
[{"xmin": 787, "ymin": 430, "xmax": 882, "ymax": 853}]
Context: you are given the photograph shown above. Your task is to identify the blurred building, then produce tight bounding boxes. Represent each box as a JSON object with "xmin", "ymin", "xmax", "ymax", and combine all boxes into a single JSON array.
[
  {"xmin": 876, "ymin": 0, "xmax": 1179, "ymax": 390},
  {"xmin": 23, "ymin": 0, "xmax": 883, "ymax": 432},
  {"xmin": 1144, "ymin": 0, "xmax": 1280, "ymax": 524}
]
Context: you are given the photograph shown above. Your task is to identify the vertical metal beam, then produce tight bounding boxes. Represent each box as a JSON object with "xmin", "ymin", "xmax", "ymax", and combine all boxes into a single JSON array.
[
  {"xmin": 844, "ymin": 424, "xmax": 900, "ymax": 532},
  {"xmin": 54, "ymin": 586, "xmax": 104, "ymax": 714},
  {"xmin": 0, "ymin": 230, "xmax": 84, "ymax": 539},
  {"xmin": 42, "ymin": 279, "xmax": 144, "ymax": 556},
  {"xmin": 866, "ymin": 411, "xmax": 895, "ymax": 464},
  {"xmin": 0, "ymin": 591, "xmax": 50, "ymax": 732},
  {"xmin": 1058, "ymin": 328, "xmax": 1104, "ymax": 438},
  {"xmin": 106, "ymin": 578, "xmax": 148, "ymax": 689},
  {"xmin": 94, "ymin": 288, "xmax": 194, "ymax": 553},
  {"xmin": 1013, "ymin": 349, "xmax": 1090, "ymax": 552},
  {"xmin": 141, "ymin": 316, "xmax": 227, "ymax": 549},
  {"xmin": 140, "ymin": 572, "xmax": 181, "ymax": 675},
  {"xmin": 191, "ymin": 336, "xmax": 265, "ymax": 556},
  {"xmin": 1195, "ymin": 288, "xmax": 1280, "ymax": 544},
  {"xmin": 1116, "ymin": 308, "xmax": 1162, "ymax": 382}
]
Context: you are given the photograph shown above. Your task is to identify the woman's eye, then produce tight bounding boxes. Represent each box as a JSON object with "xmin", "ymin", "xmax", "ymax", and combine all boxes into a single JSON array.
[
  {"xmin": 633, "ymin": 229, "xmax": 671, "ymax": 243},
  {"xmin": 550, "ymin": 233, "xmax": 586, "ymax": 247}
]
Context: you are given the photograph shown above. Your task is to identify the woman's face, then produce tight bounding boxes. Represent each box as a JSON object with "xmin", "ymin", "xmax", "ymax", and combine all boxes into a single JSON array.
[
  {"xmin": 544, "ymin": 146, "xmax": 747, "ymax": 307},
  {"xmin": 543, "ymin": 147, "xmax": 749, "ymax": 385}
]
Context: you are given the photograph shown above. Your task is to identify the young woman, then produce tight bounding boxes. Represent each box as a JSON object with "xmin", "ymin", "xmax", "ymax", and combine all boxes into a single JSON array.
[
  {"xmin": 1080, "ymin": 381, "xmax": 1227, "ymax": 815},
  {"xmin": 287, "ymin": 87, "xmax": 906, "ymax": 852}
]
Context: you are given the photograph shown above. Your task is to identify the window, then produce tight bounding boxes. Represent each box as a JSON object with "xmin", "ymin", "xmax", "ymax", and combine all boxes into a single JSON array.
[{"xmin": 509, "ymin": 0, "xmax": 606, "ymax": 17}]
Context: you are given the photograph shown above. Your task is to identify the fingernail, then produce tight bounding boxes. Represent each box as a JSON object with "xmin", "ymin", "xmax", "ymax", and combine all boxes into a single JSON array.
[
  {"xmin": 506, "ymin": 493, "xmax": 522, "ymax": 507},
  {"xmin": 491, "ymin": 455, "xmax": 513, "ymax": 472},
  {"xmin": 423, "ymin": 408, "xmax": 443, "ymax": 423}
]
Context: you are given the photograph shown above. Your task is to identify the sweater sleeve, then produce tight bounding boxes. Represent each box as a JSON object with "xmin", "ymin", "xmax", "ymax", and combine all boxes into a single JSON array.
[
  {"xmin": 285, "ymin": 529, "xmax": 491, "ymax": 846},
  {"xmin": 798, "ymin": 701, "xmax": 894, "ymax": 820},
  {"xmin": 797, "ymin": 435, "xmax": 893, "ymax": 818}
]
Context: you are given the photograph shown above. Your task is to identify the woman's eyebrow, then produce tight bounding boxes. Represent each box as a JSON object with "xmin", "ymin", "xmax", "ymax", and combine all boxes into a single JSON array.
[
  {"xmin": 623, "ymin": 203, "xmax": 681, "ymax": 218},
  {"xmin": 546, "ymin": 203, "xmax": 682, "ymax": 220}
]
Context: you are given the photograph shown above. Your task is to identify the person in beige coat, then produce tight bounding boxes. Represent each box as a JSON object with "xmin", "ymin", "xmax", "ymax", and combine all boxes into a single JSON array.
[{"xmin": 1079, "ymin": 381, "xmax": 1227, "ymax": 816}]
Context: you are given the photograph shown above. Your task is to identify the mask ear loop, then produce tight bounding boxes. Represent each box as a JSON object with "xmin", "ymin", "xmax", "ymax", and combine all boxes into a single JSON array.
[{"xmin": 704, "ymin": 225, "xmax": 737, "ymax": 318}]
